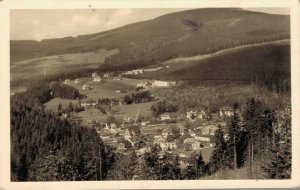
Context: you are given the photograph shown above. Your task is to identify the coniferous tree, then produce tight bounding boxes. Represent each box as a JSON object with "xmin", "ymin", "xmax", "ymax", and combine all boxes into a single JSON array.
[{"xmin": 209, "ymin": 126, "xmax": 227, "ymax": 174}]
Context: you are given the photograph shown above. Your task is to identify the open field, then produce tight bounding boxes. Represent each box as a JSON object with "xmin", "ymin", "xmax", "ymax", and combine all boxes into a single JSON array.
[
  {"xmin": 68, "ymin": 78, "xmax": 150, "ymax": 99},
  {"xmin": 111, "ymin": 101, "xmax": 156, "ymax": 118},
  {"xmin": 77, "ymin": 101, "xmax": 156, "ymax": 124},
  {"xmin": 10, "ymin": 48, "xmax": 119, "ymax": 82},
  {"xmin": 44, "ymin": 97, "xmax": 79, "ymax": 111}
]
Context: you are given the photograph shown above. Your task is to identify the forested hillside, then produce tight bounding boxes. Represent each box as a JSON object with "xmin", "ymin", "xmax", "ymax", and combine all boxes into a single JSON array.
[
  {"xmin": 138, "ymin": 41, "xmax": 290, "ymax": 93},
  {"xmin": 10, "ymin": 82, "xmax": 115, "ymax": 181}
]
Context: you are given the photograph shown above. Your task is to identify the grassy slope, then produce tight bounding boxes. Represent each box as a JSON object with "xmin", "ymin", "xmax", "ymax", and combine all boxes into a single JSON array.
[
  {"xmin": 11, "ymin": 8, "xmax": 290, "ymax": 65},
  {"xmin": 10, "ymin": 49, "xmax": 119, "ymax": 82},
  {"xmin": 137, "ymin": 41, "xmax": 290, "ymax": 83}
]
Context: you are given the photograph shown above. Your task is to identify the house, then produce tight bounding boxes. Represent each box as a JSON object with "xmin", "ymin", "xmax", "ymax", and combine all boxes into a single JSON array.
[
  {"xmin": 123, "ymin": 69, "xmax": 143, "ymax": 75},
  {"xmin": 219, "ymin": 106, "xmax": 234, "ymax": 118},
  {"xmin": 161, "ymin": 128, "xmax": 173, "ymax": 138},
  {"xmin": 124, "ymin": 126, "xmax": 141, "ymax": 141},
  {"xmin": 110, "ymin": 123, "xmax": 118, "ymax": 129},
  {"xmin": 179, "ymin": 153, "xmax": 187, "ymax": 158},
  {"xmin": 98, "ymin": 128, "xmax": 111, "ymax": 138},
  {"xmin": 183, "ymin": 137, "xmax": 195, "ymax": 145},
  {"xmin": 93, "ymin": 76, "xmax": 102, "ymax": 83},
  {"xmin": 123, "ymin": 116, "xmax": 134, "ymax": 123},
  {"xmin": 191, "ymin": 141, "xmax": 201, "ymax": 150},
  {"xmin": 160, "ymin": 141, "xmax": 177, "ymax": 151},
  {"xmin": 154, "ymin": 135, "xmax": 166, "ymax": 145},
  {"xmin": 186, "ymin": 109, "xmax": 207, "ymax": 120},
  {"xmin": 113, "ymin": 76, "xmax": 123, "ymax": 81},
  {"xmin": 188, "ymin": 129, "xmax": 196, "ymax": 137},
  {"xmin": 92, "ymin": 72, "xmax": 99, "ymax": 78},
  {"xmin": 103, "ymin": 73, "xmax": 109, "ymax": 78},
  {"xmin": 136, "ymin": 81, "xmax": 151, "ymax": 89},
  {"xmin": 202, "ymin": 125, "xmax": 219, "ymax": 136},
  {"xmin": 82, "ymin": 84, "xmax": 91, "ymax": 90},
  {"xmin": 152, "ymin": 80, "xmax": 176, "ymax": 87},
  {"xmin": 116, "ymin": 143, "xmax": 126, "ymax": 153},
  {"xmin": 141, "ymin": 121, "xmax": 150, "ymax": 127},
  {"xmin": 63, "ymin": 79, "xmax": 71, "ymax": 84},
  {"xmin": 110, "ymin": 128, "xmax": 118, "ymax": 137},
  {"xmin": 160, "ymin": 113, "xmax": 171, "ymax": 121},
  {"xmin": 75, "ymin": 78, "xmax": 91, "ymax": 84},
  {"xmin": 194, "ymin": 136, "xmax": 210, "ymax": 142}
]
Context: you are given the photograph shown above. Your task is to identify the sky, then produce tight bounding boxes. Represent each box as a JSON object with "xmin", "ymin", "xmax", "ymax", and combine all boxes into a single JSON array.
[{"xmin": 10, "ymin": 8, "xmax": 289, "ymax": 41}]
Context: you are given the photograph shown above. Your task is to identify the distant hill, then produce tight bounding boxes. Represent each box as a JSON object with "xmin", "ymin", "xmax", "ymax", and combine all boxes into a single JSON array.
[
  {"xmin": 137, "ymin": 40, "xmax": 290, "ymax": 92},
  {"xmin": 11, "ymin": 8, "xmax": 289, "ymax": 65}
]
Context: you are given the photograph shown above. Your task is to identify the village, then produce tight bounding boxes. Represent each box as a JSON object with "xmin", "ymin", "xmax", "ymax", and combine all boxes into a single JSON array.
[{"xmin": 45, "ymin": 68, "xmax": 237, "ymax": 165}]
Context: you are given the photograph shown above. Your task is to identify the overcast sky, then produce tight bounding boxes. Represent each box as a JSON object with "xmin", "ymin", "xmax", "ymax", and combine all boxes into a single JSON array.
[{"xmin": 11, "ymin": 8, "xmax": 289, "ymax": 41}]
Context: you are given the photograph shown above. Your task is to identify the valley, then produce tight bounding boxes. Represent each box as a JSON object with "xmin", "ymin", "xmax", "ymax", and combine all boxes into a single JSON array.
[{"xmin": 10, "ymin": 8, "xmax": 291, "ymax": 181}]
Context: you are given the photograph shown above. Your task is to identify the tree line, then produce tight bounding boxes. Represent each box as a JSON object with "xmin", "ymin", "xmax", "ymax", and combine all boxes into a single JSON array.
[
  {"xmin": 11, "ymin": 83, "xmax": 115, "ymax": 181},
  {"xmin": 208, "ymin": 98, "xmax": 291, "ymax": 179}
]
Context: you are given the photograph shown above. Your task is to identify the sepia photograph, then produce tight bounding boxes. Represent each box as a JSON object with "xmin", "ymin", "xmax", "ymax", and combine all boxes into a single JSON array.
[{"xmin": 1, "ymin": 0, "xmax": 300, "ymax": 189}]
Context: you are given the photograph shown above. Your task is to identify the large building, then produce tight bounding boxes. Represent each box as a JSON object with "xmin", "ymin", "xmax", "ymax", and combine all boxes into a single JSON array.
[{"xmin": 152, "ymin": 80, "xmax": 176, "ymax": 87}]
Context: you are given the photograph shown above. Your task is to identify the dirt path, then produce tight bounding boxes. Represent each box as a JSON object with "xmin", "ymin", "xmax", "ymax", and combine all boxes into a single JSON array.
[{"xmin": 161, "ymin": 39, "xmax": 289, "ymax": 65}]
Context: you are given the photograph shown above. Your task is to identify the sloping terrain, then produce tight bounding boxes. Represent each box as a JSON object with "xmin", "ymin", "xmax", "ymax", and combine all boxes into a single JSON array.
[
  {"xmin": 11, "ymin": 8, "xmax": 289, "ymax": 65},
  {"xmin": 10, "ymin": 49, "xmax": 119, "ymax": 81},
  {"xmin": 138, "ymin": 40, "xmax": 290, "ymax": 86}
]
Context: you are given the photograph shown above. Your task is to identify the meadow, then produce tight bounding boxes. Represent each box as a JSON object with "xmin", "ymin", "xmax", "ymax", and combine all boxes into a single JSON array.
[
  {"xmin": 44, "ymin": 97, "xmax": 79, "ymax": 111},
  {"xmin": 10, "ymin": 48, "xmax": 119, "ymax": 82}
]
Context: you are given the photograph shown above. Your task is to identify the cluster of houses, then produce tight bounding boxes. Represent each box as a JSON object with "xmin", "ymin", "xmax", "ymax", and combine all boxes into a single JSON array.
[
  {"xmin": 134, "ymin": 80, "xmax": 177, "ymax": 90},
  {"xmin": 186, "ymin": 109, "xmax": 208, "ymax": 120},
  {"xmin": 152, "ymin": 126, "xmax": 217, "ymax": 153},
  {"xmin": 157, "ymin": 106, "xmax": 234, "ymax": 123},
  {"xmin": 122, "ymin": 66, "xmax": 168, "ymax": 75},
  {"xmin": 123, "ymin": 69, "xmax": 144, "ymax": 75},
  {"xmin": 95, "ymin": 122, "xmax": 218, "ymax": 156},
  {"xmin": 63, "ymin": 72, "xmax": 113, "ymax": 90}
]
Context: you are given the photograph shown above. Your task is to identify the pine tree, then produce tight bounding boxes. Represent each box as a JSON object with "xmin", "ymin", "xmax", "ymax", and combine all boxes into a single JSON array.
[{"xmin": 209, "ymin": 126, "xmax": 227, "ymax": 174}]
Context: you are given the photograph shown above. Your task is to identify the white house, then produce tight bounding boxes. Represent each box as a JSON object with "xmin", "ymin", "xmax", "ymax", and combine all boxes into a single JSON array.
[
  {"xmin": 92, "ymin": 72, "xmax": 99, "ymax": 78},
  {"xmin": 202, "ymin": 125, "xmax": 219, "ymax": 136},
  {"xmin": 82, "ymin": 84, "xmax": 91, "ymax": 90},
  {"xmin": 162, "ymin": 128, "xmax": 173, "ymax": 138},
  {"xmin": 124, "ymin": 69, "xmax": 144, "ymax": 75},
  {"xmin": 191, "ymin": 141, "xmax": 201, "ymax": 150},
  {"xmin": 219, "ymin": 106, "xmax": 234, "ymax": 118},
  {"xmin": 183, "ymin": 137, "xmax": 195, "ymax": 145},
  {"xmin": 160, "ymin": 113, "xmax": 171, "ymax": 121},
  {"xmin": 186, "ymin": 109, "xmax": 207, "ymax": 120},
  {"xmin": 194, "ymin": 136, "xmax": 210, "ymax": 142},
  {"xmin": 160, "ymin": 141, "xmax": 177, "ymax": 151},
  {"xmin": 63, "ymin": 79, "xmax": 71, "ymax": 84},
  {"xmin": 189, "ymin": 129, "xmax": 197, "ymax": 137},
  {"xmin": 154, "ymin": 136, "xmax": 166, "ymax": 145},
  {"xmin": 136, "ymin": 81, "xmax": 151, "ymax": 88},
  {"xmin": 75, "ymin": 78, "xmax": 91, "ymax": 84},
  {"xmin": 93, "ymin": 76, "xmax": 102, "ymax": 83},
  {"xmin": 152, "ymin": 80, "xmax": 176, "ymax": 87}
]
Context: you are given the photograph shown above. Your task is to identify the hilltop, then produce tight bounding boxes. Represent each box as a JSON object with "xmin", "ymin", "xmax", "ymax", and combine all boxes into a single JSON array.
[
  {"xmin": 10, "ymin": 8, "xmax": 290, "ymax": 86},
  {"xmin": 11, "ymin": 8, "xmax": 289, "ymax": 63}
]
